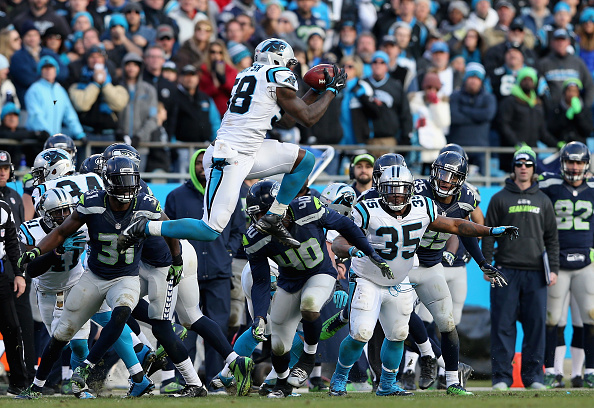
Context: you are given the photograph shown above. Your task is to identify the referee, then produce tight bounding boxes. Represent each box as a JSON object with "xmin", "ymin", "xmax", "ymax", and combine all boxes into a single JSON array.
[{"xmin": 0, "ymin": 198, "xmax": 28, "ymax": 394}]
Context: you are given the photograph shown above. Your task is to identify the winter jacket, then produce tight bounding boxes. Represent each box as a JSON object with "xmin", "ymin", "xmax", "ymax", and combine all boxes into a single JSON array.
[
  {"xmin": 0, "ymin": 79, "xmax": 20, "ymax": 109},
  {"xmin": 540, "ymin": 52, "xmax": 594, "ymax": 107},
  {"xmin": 520, "ymin": 8, "xmax": 554, "ymax": 36},
  {"xmin": 483, "ymin": 41, "xmax": 539, "ymax": 75},
  {"xmin": 482, "ymin": 179, "xmax": 559, "ymax": 273},
  {"xmin": 167, "ymin": 5, "xmax": 208, "ymax": 44},
  {"xmin": 448, "ymin": 87, "xmax": 496, "ymax": 147},
  {"xmin": 170, "ymin": 84, "xmax": 220, "ymax": 142},
  {"xmin": 498, "ymin": 94, "xmax": 558, "ymax": 148},
  {"xmin": 164, "ymin": 150, "xmax": 245, "ymax": 281},
  {"xmin": 409, "ymin": 91, "xmax": 450, "ymax": 163},
  {"xmin": 13, "ymin": 7, "xmax": 72, "ymax": 36},
  {"xmin": 466, "ymin": 9, "xmax": 499, "ymax": 33},
  {"xmin": 547, "ymin": 98, "xmax": 594, "ymax": 144},
  {"xmin": 366, "ymin": 74, "xmax": 412, "ymax": 144},
  {"xmin": 199, "ymin": 62, "xmax": 238, "ymax": 117},
  {"xmin": 339, "ymin": 78, "xmax": 381, "ymax": 145},
  {"xmin": 25, "ymin": 78, "xmax": 84, "ymax": 139},
  {"xmin": 118, "ymin": 79, "xmax": 158, "ymax": 145}
]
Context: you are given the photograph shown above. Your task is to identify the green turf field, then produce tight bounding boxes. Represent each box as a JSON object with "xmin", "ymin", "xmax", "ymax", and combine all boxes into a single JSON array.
[{"xmin": 2, "ymin": 388, "xmax": 593, "ymax": 408}]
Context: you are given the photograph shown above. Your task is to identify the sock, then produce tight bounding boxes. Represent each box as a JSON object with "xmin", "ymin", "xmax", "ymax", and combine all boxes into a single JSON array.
[
  {"xmin": 109, "ymin": 320, "xmax": 140, "ymax": 369},
  {"xmin": 431, "ymin": 337, "xmax": 442, "ymax": 358},
  {"xmin": 302, "ymin": 317, "xmax": 322, "ymax": 348},
  {"xmin": 233, "ymin": 328, "xmax": 260, "ymax": 357},
  {"xmin": 133, "ymin": 343, "xmax": 144, "ymax": 353},
  {"xmin": 440, "ymin": 330, "xmax": 459, "ymax": 372},
  {"xmin": 36, "ymin": 337, "xmax": 70, "ymax": 381},
  {"xmin": 572, "ymin": 326, "xmax": 584, "ymax": 349},
  {"xmin": 277, "ymin": 369, "xmax": 290, "ymax": 380},
  {"xmin": 338, "ymin": 335, "xmax": 366, "ymax": 368},
  {"xmin": 583, "ymin": 324, "xmax": 594, "ymax": 370},
  {"xmin": 272, "ymin": 150, "xmax": 315, "ymax": 208},
  {"xmin": 554, "ymin": 345, "xmax": 566, "ymax": 376},
  {"xmin": 417, "ymin": 339, "xmax": 434, "ymax": 358},
  {"xmin": 268, "ymin": 201, "xmax": 288, "ymax": 216},
  {"xmin": 303, "ymin": 342, "xmax": 317, "ymax": 355},
  {"xmin": 265, "ymin": 366, "xmax": 277, "ymax": 381},
  {"xmin": 137, "ymin": 332, "xmax": 151, "ymax": 347},
  {"xmin": 404, "ymin": 350, "xmax": 419, "ymax": 373},
  {"xmin": 446, "ymin": 370, "xmax": 458, "ymax": 387},
  {"xmin": 545, "ymin": 367, "xmax": 555, "ymax": 374},
  {"xmin": 87, "ymin": 306, "xmax": 131, "ymax": 365},
  {"xmin": 438, "ymin": 366, "xmax": 445, "ymax": 376},
  {"xmin": 126, "ymin": 316, "xmax": 141, "ymax": 335},
  {"xmin": 290, "ymin": 332, "xmax": 304, "ymax": 368},
  {"xmin": 151, "ymin": 319, "xmax": 188, "ymax": 364},
  {"xmin": 220, "ymin": 364, "xmax": 231, "ymax": 378},
  {"xmin": 225, "ymin": 352, "xmax": 240, "ymax": 366},
  {"xmin": 174, "ymin": 357, "xmax": 202, "ymax": 386},
  {"xmin": 191, "ymin": 316, "xmax": 234, "ymax": 359},
  {"xmin": 130, "ymin": 364, "xmax": 144, "ymax": 383},
  {"xmin": 69, "ymin": 339, "xmax": 89, "ymax": 370},
  {"xmin": 409, "ymin": 312, "xmax": 429, "ymax": 344},
  {"xmin": 437, "ymin": 356, "xmax": 445, "ymax": 369},
  {"xmin": 83, "ymin": 359, "xmax": 95, "ymax": 369},
  {"xmin": 149, "ymin": 219, "xmax": 220, "ymax": 241},
  {"xmin": 310, "ymin": 364, "xmax": 322, "ymax": 378},
  {"xmin": 271, "ymin": 352, "xmax": 291, "ymax": 376},
  {"xmin": 161, "ymin": 370, "xmax": 175, "ymax": 382},
  {"xmin": 545, "ymin": 325, "xmax": 557, "ymax": 368},
  {"xmin": 61, "ymin": 366, "xmax": 71, "ymax": 381},
  {"xmin": 33, "ymin": 378, "xmax": 47, "ymax": 388},
  {"xmin": 585, "ymin": 368, "xmax": 594, "ymax": 375},
  {"xmin": 379, "ymin": 364, "xmax": 397, "ymax": 389},
  {"xmin": 380, "ymin": 339, "xmax": 404, "ymax": 371},
  {"xmin": 571, "ymin": 347, "xmax": 585, "ymax": 377}
]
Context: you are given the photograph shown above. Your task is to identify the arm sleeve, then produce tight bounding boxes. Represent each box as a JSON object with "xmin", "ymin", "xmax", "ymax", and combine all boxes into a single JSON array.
[
  {"xmin": 460, "ymin": 235, "xmax": 486, "ymax": 264},
  {"xmin": 26, "ymin": 251, "xmax": 62, "ymax": 278},
  {"xmin": 248, "ymin": 256, "xmax": 272, "ymax": 319},
  {"xmin": 322, "ymin": 209, "xmax": 376, "ymax": 256}
]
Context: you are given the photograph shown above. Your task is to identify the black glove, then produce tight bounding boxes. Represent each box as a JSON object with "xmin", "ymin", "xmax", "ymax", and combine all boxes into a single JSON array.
[
  {"xmin": 325, "ymin": 64, "xmax": 347, "ymax": 95},
  {"xmin": 18, "ymin": 247, "xmax": 41, "ymax": 272},
  {"xmin": 479, "ymin": 260, "xmax": 508, "ymax": 288},
  {"xmin": 369, "ymin": 251, "xmax": 394, "ymax": 279},
  {"xmin": 251, "ymin": 316, "xmax": 267, "ymax": 342},
  {"xmin": 489, "ymin": 226, "xmax": 519, "ymax": 240}
]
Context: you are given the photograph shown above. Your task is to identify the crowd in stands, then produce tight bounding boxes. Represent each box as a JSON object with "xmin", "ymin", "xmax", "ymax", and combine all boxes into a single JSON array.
[{"xmin": 2, "ymin": 0, "xmax": 594, "ymax": 175}]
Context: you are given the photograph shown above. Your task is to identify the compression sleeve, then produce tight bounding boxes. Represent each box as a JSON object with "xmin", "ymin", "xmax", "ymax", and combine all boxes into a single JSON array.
[
  {"xmin": 27, "ymin": 251, "xmax": 62, "ymax": 278},
  {"xmin": 147, "ymin": 219, "xmax": 220, "ymax": 241},
  {"xmin": 249, "ymin": 257, "xmax": 272, "ymax": 320},
  {"xmin": 460, "ymin": 235, "xmax": 486, "ymax": 264}
]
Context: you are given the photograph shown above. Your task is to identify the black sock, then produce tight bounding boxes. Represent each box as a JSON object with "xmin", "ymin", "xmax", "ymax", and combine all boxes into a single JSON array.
[
  {"xmin": 572, "ymin": 325, "xmax": 584, "ymax": 349},
  {"xmin": 86, "ymin": 306, "xmax": 131, "ymax": 365},
  {"xmin": 191, "ymin": 316, "xmax": 233, "ymax": 358},
  {"xmin": 583, "ymin": 324, "xmax": 594, "ymax": 369},
  {"xmin": 134, "ymin": 343, "xmax": 144, "ymax": 353},
  {"xmin": 545, "ymin": 325, "xmax": 558, "ymax": 368},
  {"xmin": 131, "ymin": 299, "xmax": 151, "ymax": 324},
  {"xmin": 36, "ymin": 337, "xmax": 69, "ymax": 381},
  {"xmin": 302, "ymin": 317, "xmax": 322, "ymax": 346},
  {"xmin": 440, "ymin": 329, "xmax": 459, "ymax": 372},
  {"xmin": 131, "ymin": 372, "xmax": 144, "ymax": 383},
  {"xmin": 409, "ymin": 312, "xmax": 429, "ymax": 344},
  {"xmin": 127, "ymin": 316, "xmax": 142, "ymax": 336},
  {"xmin": 271, "ymin": 352, "xmax": 290, "ymax": 376},
  {"xmin": 151, "ymin": 319, "xmax": 188, "ymax": 364},
  {"xmin": 557, "ymin": 326, "xmax": 566, "ymax": 346}
]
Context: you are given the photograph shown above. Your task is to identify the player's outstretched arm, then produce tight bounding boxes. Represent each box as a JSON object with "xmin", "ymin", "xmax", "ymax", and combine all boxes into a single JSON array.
[{"xmin": 429, "ymin": 215, "xmax": 519, "ymax": 240}]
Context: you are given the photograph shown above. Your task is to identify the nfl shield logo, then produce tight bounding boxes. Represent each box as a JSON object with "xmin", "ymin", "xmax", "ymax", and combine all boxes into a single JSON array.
[{"xmin": 0, "ymin": 152, "xmax": 7, "ymax": 161}]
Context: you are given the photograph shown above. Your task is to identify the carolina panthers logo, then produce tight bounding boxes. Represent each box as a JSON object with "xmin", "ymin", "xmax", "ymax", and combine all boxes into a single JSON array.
[
  {"xmin": 261, "ymin": 41, "xmax": 286, "ymax": 54},
  {"xmin": 42, "ymin": 150, "xmax": 69, "ymax": 164}
]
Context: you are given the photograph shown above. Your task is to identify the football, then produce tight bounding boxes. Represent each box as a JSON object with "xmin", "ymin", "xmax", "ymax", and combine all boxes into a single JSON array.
[{"xmin": 303, "ymin": 63, "xmax": 335, "ymax": 91}]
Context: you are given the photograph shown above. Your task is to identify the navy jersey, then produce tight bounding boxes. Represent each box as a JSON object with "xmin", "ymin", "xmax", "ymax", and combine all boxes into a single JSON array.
[
  {"xmin": 139, "ymin": 179, "xmax": 172, "ymax": 267},
  {"xmin": 76, "ymin": 190, "xmax": 162, "ymax": 279},
  {"xmin": 358, "ymin": 187, "xmax": 379, "ymax": 202},
  {"xmin": 413, "ymin": 179, "xmax": 478, "ymax": 267},
  {"xmin": 447, "ymin": 182, "xmax": 482, "ymax": 268},
  {"xmin": 539, "ymin": 173, "xmax": 594, "ymax": 269}
]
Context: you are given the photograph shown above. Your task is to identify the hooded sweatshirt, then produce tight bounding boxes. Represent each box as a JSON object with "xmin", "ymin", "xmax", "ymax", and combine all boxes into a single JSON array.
[
  {"xmin": 482, "ymin": 178, "xmax": 559, "ymax": 273},
  {"xmin": 164, "ymin": 149, "xmax": 245, "ymax": 281}
]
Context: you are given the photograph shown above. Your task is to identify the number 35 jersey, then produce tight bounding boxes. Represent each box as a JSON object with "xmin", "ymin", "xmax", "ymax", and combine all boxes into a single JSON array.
[
  {"xmin": 32, "ymin": 173, "xmax": 104, "ymax": 208},
  {"xmin": 76, "ymin": 190, "xmax": 162, "ymax": 279},
  {"xmin": 19, "ymin": 217, "xmax": 88, "ymax": 292},
  {"xmin": 217, "ymin": 63, "xmax": 298, "ymax": 155},
  {"xmin": 351, "ymin": 196, "xmax": 437, "ymax": 287}
]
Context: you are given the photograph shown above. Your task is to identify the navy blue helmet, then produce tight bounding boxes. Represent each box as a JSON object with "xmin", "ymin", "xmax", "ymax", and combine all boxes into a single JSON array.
[
  {"xmin": 430, "ymin": 151, "xmax": 468, "ymax": 197},
  {"xmin": 246, "ymin": 179, "xmax": 280, "ymax": 223},
  {"xmin": 102, "ymin": 156, "xmax": 140, "ymax": 203},
  {"xmin": 44, "ymin": 133, "xmax": 77, "ymax": 164},
  {"xmin": 102, "ymin": 143, "xmax": 141, "ymax": 169},
  {"xmin": 372, "ymin": 153, "xmax": 407, "ymax": 187},
  {"xmin": 439, "ymin": 143, "xmax": 468, "ymax": 162},
  {"xmin": 79, "ymin": 154, "xmax": 102, "ymax": 175},
  {"xmin": 561, "ymin": 141, "xmax": 591, "ymax": 182}
]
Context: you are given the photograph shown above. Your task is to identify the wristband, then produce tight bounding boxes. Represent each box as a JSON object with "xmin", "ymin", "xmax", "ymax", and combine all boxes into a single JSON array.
[{"xmin": 172, "ymin": 253, "xmax": 183, "ymax": 266}]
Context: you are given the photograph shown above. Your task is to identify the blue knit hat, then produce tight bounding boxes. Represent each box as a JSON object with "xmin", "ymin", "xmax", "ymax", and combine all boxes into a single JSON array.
[
  {"xmin": 71, "ymin": 11, "xmax": 94, "ymax": 29},
  {"xmin": 371, "ymin": 51, "xmax": 390, "ymax": 65},
  {"xmin": 1, "ymin": 102, "xmax": 20, "ymax": 121},
  {"xmin": 464, "ymin": 62, "xmax": 486, "ymax": 81},
  {"xmin": 38, "ymin": 55, "xmax": 60, "ymax": 76},
  {"xmin": 227, "ymin": 41, "xmax": 251, "ymax": 65},
  {"xmin": 580, "ymin": 7, "xmax": 594, "ymax": 23},
  {"xmin": 109, "ymin": 14, "xmax": 129, "ymax": 32}
]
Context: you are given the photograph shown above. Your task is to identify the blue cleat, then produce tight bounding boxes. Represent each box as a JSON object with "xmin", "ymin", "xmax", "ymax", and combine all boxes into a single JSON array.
[
  {"xmin": 125, "ymin": 375, "xmax": 155, "ymax": 398},
  {"xmin": 376, "ymin": 382, "xmax": 414, "ymax": 396},
  {"xmin": 329, "ymin": 372, "xmax": 348, "ymax": 396}
]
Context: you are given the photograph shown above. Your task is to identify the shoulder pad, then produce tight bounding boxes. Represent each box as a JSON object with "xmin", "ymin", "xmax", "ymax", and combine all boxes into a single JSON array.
[
  {"xmin": 244, "ymin": 226, "xmax": 272, "ymax": 255},
  {"xmin": 289, "ymin": 195, "xmax": 325, "ymax": 226},
  {"xmin": 538, "ymin": 173, "xmax": 563, "ymax": 188},
  {"xmin": 22, "ymin": 173, "xmax": 33, "ymax": 188},
  {"xmin": 77, "ymin": 190, "xmax": 105, "ymax": 215},
  {"xmin": 459, "ymin": 185, "xmax": 478, "ymax": 208},
  {"xmin": 267, "ymin": 67, "xmax": 298, "ymax": 91},
  {"xmin": 353, "ymin": 200, "xmax": 372, "ymax": 229}
]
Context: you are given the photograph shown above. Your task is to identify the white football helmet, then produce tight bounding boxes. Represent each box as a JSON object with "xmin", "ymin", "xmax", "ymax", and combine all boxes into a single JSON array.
[
  {"xmin": 31, "ymin": 148, "xmax": 74, "ymax": 185},
  {"xmin": 378, "ymin": 165, "xmax": 414, "ymax": 212},
  {"xmin": 254, "ymin": 38, "xmax": 297, "ymax": 67},
  {"xmin": 37, "ymin": 187, "xmax": 78, "ymax": 228},
  {"xmin": 319, "ymin": 183, "xmax": 356, "ymax": 216}
]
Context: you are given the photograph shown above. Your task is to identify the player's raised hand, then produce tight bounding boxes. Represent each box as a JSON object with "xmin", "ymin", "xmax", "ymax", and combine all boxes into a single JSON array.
[
  {"xmin": 18, "ymin": 247, "xmax": 41, "ymax": 271},
  {"xmin": 251, "ymin": 316, "xmax": 267, "ymax": 342},
  {"xmin": 167, "ymin": 254, "xmax": 184, "ymax": 286},
  {"xmin": 369, "ymin": 251, "xmax": 394, "ymax": 279},
  {"xmin": 479, "ymin": 261, "xmax": 508, "ymax": 288},
  {"xmin": 117, "ymin": 216, "xmax": 149, "ymax": 254},
  {"xmin": 62, "ymin": 231, "xmax": 87, "ymax": 252},
  {"xmin": 348, "ymin": 246, "xmax": 365, "ymax": 258},
  {"xmin": 489, "ymin": 226, "xmax": 519, "ymax": 240},
  {"xmin": 324, "ymin": 64, "xmax": 347, "ymax": 94},
  {"xmin": 333, "ymin": 288, "xmax": 349, "ymax": 309}
]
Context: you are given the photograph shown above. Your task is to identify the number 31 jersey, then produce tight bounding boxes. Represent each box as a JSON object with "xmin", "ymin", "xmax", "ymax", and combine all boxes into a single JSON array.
[
  {"xmin": 217, "ymin": 63, "xmax": 298, "ymax": 155},
  {"xmin": 32, "ymin": 173, "xmax": 104, "ymax": 208},
  {"xmin": 351, "ymin": 196, "xmax": 437, "ymax": 287}
]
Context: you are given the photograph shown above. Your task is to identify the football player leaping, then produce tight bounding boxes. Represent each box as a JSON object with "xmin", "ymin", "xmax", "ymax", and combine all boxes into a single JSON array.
[
  {"xmin": 116, "ymin": 38, "xmax": 348, "ymax": 251},
  {"xmin": 328, "ymin": 165, "xmax": 517, "ymax": 397}
]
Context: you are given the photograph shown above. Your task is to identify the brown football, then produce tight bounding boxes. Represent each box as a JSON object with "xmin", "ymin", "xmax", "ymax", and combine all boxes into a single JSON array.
[{"xmin": 303, "ymin": 64, "xmax": 335, "ymax": 91}]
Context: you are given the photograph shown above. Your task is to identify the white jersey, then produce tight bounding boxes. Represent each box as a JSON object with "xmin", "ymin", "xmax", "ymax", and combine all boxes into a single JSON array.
[
  {"xmin": 18, "ymin": 217, "xmax": 88, "ymax": 291},
  {"xmin": 32, "ymin": 173, "xmax": 104, "ymax": 208},
  {"xmin": 216, "ymin": 63, "xmax": 299, "ymax": 155},
  {"xmin": 350, "ymin": 196, "xmax": 437, "ymax": 286}
]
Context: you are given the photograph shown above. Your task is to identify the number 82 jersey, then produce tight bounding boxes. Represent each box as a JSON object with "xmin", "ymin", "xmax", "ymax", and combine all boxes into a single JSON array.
[
  {"xmin": 351, "ymin": 197, "xmax": 437, "ymax": 286},
  {"xmin": 217, "ymin": 63, "xmax": 298, "ymax": 155}
]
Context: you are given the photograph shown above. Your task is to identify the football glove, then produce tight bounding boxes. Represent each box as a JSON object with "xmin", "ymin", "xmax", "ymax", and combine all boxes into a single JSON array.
[
  {"xmin": 369, "ymin": 251, "xmax": 394, "ymax": 279},
  {"xmin": 489, "ymin": 226, "xmax": 519, "ymax": 240},
  {"xmin": 252, "ymin": 316, "xmax": 267, "ymax": 342},
  {"xmin": 62, "ymin": 231, "xmax": 87, "ymax": 252},
  {"xmin": 479, "ymin": 261, "xmax": 508, "ymax": 288},
  {"xmin": 348, "ymin": 246, "xmax": 365, "ymax": 258},
  {"xmin": 333, "ymin": 282, "xmax": 349, "ymax": 309},
  {"xmin": 167, "ymin": 254, "xmax": 184, "ymax": 287},
  {"xmin": 117, "ymin": 216, "xmax": 149, "ymax": 254},
  {"xmin": 442, "ymin": 251, "xmax": 456, "ymax": 267},
  {"xmin": 325, "ymin": 64, "xmax": 347, "ymax": 95},
  {"xmin": 18, "ymin": 247, "xmax": 41, "ymax": 271}
]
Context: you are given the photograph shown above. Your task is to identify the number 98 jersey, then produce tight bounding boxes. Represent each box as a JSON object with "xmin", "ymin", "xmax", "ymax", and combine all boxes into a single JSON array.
[
  {"xmin": 32, "ymin": 173, "xmax": 104, "ymax": 208},
  {"xmin": 217, "ymin": 63, "xmax": 299, "ymax": 155},
  {"xmin": 351, "ymin": 196, "xmax": 437, "ymax": 286}
]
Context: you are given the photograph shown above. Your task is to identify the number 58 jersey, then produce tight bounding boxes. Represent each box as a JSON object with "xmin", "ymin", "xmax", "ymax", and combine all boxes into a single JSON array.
[
  {"xmin": 217, "ymin": 63, "xmax": 298, "ymax": 155},
  {"xmin": 351, "ymin": 197, "xmax": 438, "ymax": 287}
]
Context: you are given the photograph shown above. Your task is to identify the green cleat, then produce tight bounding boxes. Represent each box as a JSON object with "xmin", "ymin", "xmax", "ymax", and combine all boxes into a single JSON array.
[
  {"xmin": 229, "ymin": 356, "xmax": 254, "ymax": 397},
  {"xmin": 320, "ymin": 311, "xmax": 347, "ymax": 340},
  {"xmin": 584, "ymin": 373, "xmax": 594, "ymax": 388},
  {"xmin": 446, "ymin": 383, "xmax": 474, "ymax": 395},
  {"xmin": 70, "ymin": 365, "xmax": 92, "ymax": 397},
  {"xmin": 14, "ymin": 385, "xmax": 43, "ymax": 400},
  {"xmin": 160, "ymin": 379, "xmax": 185, "ymax": 395}
]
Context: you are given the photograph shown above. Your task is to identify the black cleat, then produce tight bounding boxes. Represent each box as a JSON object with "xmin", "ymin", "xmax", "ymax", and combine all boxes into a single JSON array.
[
  {"xmin": 571, "ymin": 376, "xmax": 583, "ymax": 388},
  {"xmin": 169, "ymin": 384, "xmax": 208, "ymax": 398},
  {"xmin": 419, "ymin": 356, "xmax": 438, "ymax": 390},
  {"xmin": 117, "ymin": 216, "xmax": 149, "ymax": 253},
  {"xmin": 401, "ymin": 370, "xmax": 416, "ymax": 390},
  {"xmin": 287, "ymin": 353, "xmax": 316, "ymax": 387},
  {"xmin": 458, "ymin": 363, "xmax": 474, "ymax": 389},
  {"xmin": 267, "ymin": 381, "xmax": 293, "ymax": 398},
  {"xmin": 255, "ymin": 213, "xmax": 300, "ymax": 248}
]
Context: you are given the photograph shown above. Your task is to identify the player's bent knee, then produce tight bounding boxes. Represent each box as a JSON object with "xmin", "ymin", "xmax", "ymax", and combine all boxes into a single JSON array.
[
  {"xmin": 435, "ymin": 313, "xmax": 456, "ymax": 333},
  {"xmin": 386, "ymin": 326, "xmax": 409, "ymax": 342},
  {"xmin": 352, "ymin": 325, "xmax": 374, "ymax": 343},
  {"xmin": 111, "ymin": 306, "xmax": 132, "ymax": 326},
  {"xmin": 271, "ymin": 336, "xmax": 289, "ymax": 356},
  {"xmin": 300, "ymin": 310, "xmax": 320, "ymax": 322}
]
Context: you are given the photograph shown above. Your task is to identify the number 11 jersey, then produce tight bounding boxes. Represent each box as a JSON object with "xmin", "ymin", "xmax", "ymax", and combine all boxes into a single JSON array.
[{"xmin": 217, "ymin": 63, "xmax": 299, "ymax": 155}]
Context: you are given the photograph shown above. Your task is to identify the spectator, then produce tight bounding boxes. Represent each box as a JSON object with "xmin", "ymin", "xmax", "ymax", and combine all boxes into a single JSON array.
[
  {"xmin": 168, "ymin": 0, "xmax": 209, "ymax": 44},
  {"xmin": 66, "ymin": 28, "xmax": 119, "ymax": 86},
  {"xmin": 0, "ymin": 26, "xmax": 22, "ymax": 61},
  {"xmin": 165, "ymin": 149, "xmax": 245, "ymax": 388},
  {"xmin": 547, "ymin": 78, "xmax": 594, "ymax": 145},
  {"xmin": 41, "ymin": 25, "xmax": 69, "ymax": 65},
  {"xmin": 391, "ymin": 0, "xmax": 428, "ymax": 60},
  {"xmin": 68, "ymin": 44, "xmax": 129, "ymax": 146},
  {"xmin": 0, "ymin": 54, "xmax": 20, "ymax": 108},
  {"xmin": 155, "ymin": 24, "xmax": 178, "ymax": 60},
  {"xmin": 449, "ymin": 63, "xmax": 497, "ymax": 174},
  {"xmin": 118, "ymin": 52, "xmax": 158, "ymax": 169},
  {"xmin": 408, "ymin": 71, "xmax": 450, "ymax": 171},
  {"xmin": 142, "ymin": 45, "xmax": 177, "ymax": 125},
  {"xmin": 0, "ymin": 103, "xmax": 48, "ymax": 165},
  {"xmin": 392, "ymin": 23, "xmax": 417, "ymax": 69},
  {"xmin": 67, "ymin": 31, "xmax": 86, "ymax": 63},
  {"xmin": 142, "ymin": 0, "xmax": 179, "ymax": 32},
  {"xmin": 482, "ymin": 146, "xmax": 559, "ymax": 390},
  {"xmin": 146, "ymin": 102, "xmax": 171, "ymax": 172},
  {"xmin": 293, "ymin": 0, "xmax": 328, "ymax": 43},
  {"xmin": 541, "ymin": 28, "xmax": 594, "ymax": 108},
  {"xmin": 66, "ymin": 0, "xmax": 104, "ymax": 33},
  {"xmin": 412, "ymin": 41, "xmax": 463, "ymax": 98},
  {"xmin": 357, "ymin": 32, "xmax": 377, "ymax": 77},
  {"xmin": 483, "ymin": 17, "xmax": 539, "ymax": 74},
  {"xmin": 350, "ymin": 153, "xmax": 375, "ymax": 196},
  {"xmin": 575, "ymin": 8, "xmax": 594, "ymax": 77},
  {"xmin": 224, "ymin": 18, "xmax": 244, "ymax": 45},
  {"xmin": 498, "ymin": 67, "xmax": 558, "ymax": 167},
  {"xmin": 10, "ymin": 22, "xmax": 68, "ymax": 108},
  {"xmin": 305, "ymin": 26, "xmax": 325, "ymax": 66},
  {"xmin": 372, "ymin": 0, "xmax": 399, "ymax": 41},
  {"xmin": 13, "ymin": 0, "xmax": 71, "ymax": 36},
  {"xmin": 483, "ymin": 1, "xmax": 518, "ymax": 48},
  {"xmin": 536, "ymin": 2, "xmax": 576, "ymax": 57},
  {"xmin": 439, "ymin": 0, "xmax": 470, "ymax": 43},
  {"xmin": 380, "ymin": 34, "xmax": 416, "ymax": 90},
  {"xmin": 327, "ymin": 20, "xmax": 357, "ymax": 63},
  {"xmin": 260, "ymin": 0, "xmax": 283, "ymax": 38},
  {"xmin": 521, "ymin": 0, "xmax": 554, "ymax": 35},
  {"xmin": 488, "ymin": 44, "xmax": 527, "ymax": 103},
  {"xmin": 25, "ymin": 56, "xmax": 85, "ymax": 139},
  {"xmin": 276, "ymin": 11, "xmax": 306, "ymax": 51},
  {"xmin": 467, "ymin": 0, "xmax": 498, "ymax": 33},
  {"xmin": 123, "ymin": 1, "xmax": 156, "ymax": 49},
  {"xmin": 198, "ymin": 40, "xmax": 237, "ymax": 117},
  {"xmin": 452, "ymin": 28, "xmax": 485, "ymax": 64},
  {"xmin": 235, "ymin": 13, "xmax": 263, "ymax": 51},
  {"xmin": 71, "ymin": 11, "xmax": 94, "ymax": 34},
  {"xmin": 102, "ymin": 14, "xmax": 142, "ymax": 69},
  {"xmin": 366, "ymin": 50, "xmax": 412, "ymax": 153},
  {"xmin": 174, "ymin": 19, "xmax": 213, "ymax": 69},
  {"xmin": 161, "ymin": 60, "xmax": 178, "ymax": 82},
  {"xmin": 415, "ymin": 0, "xmax": 437, "ymax": 31},
  {"xmin": 227, "ymin": 41, "xmax": 252, "ymax": 70},
  {"xmin": 218, "ymin": 0, "xmax": 264, "ymax": 33}
]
